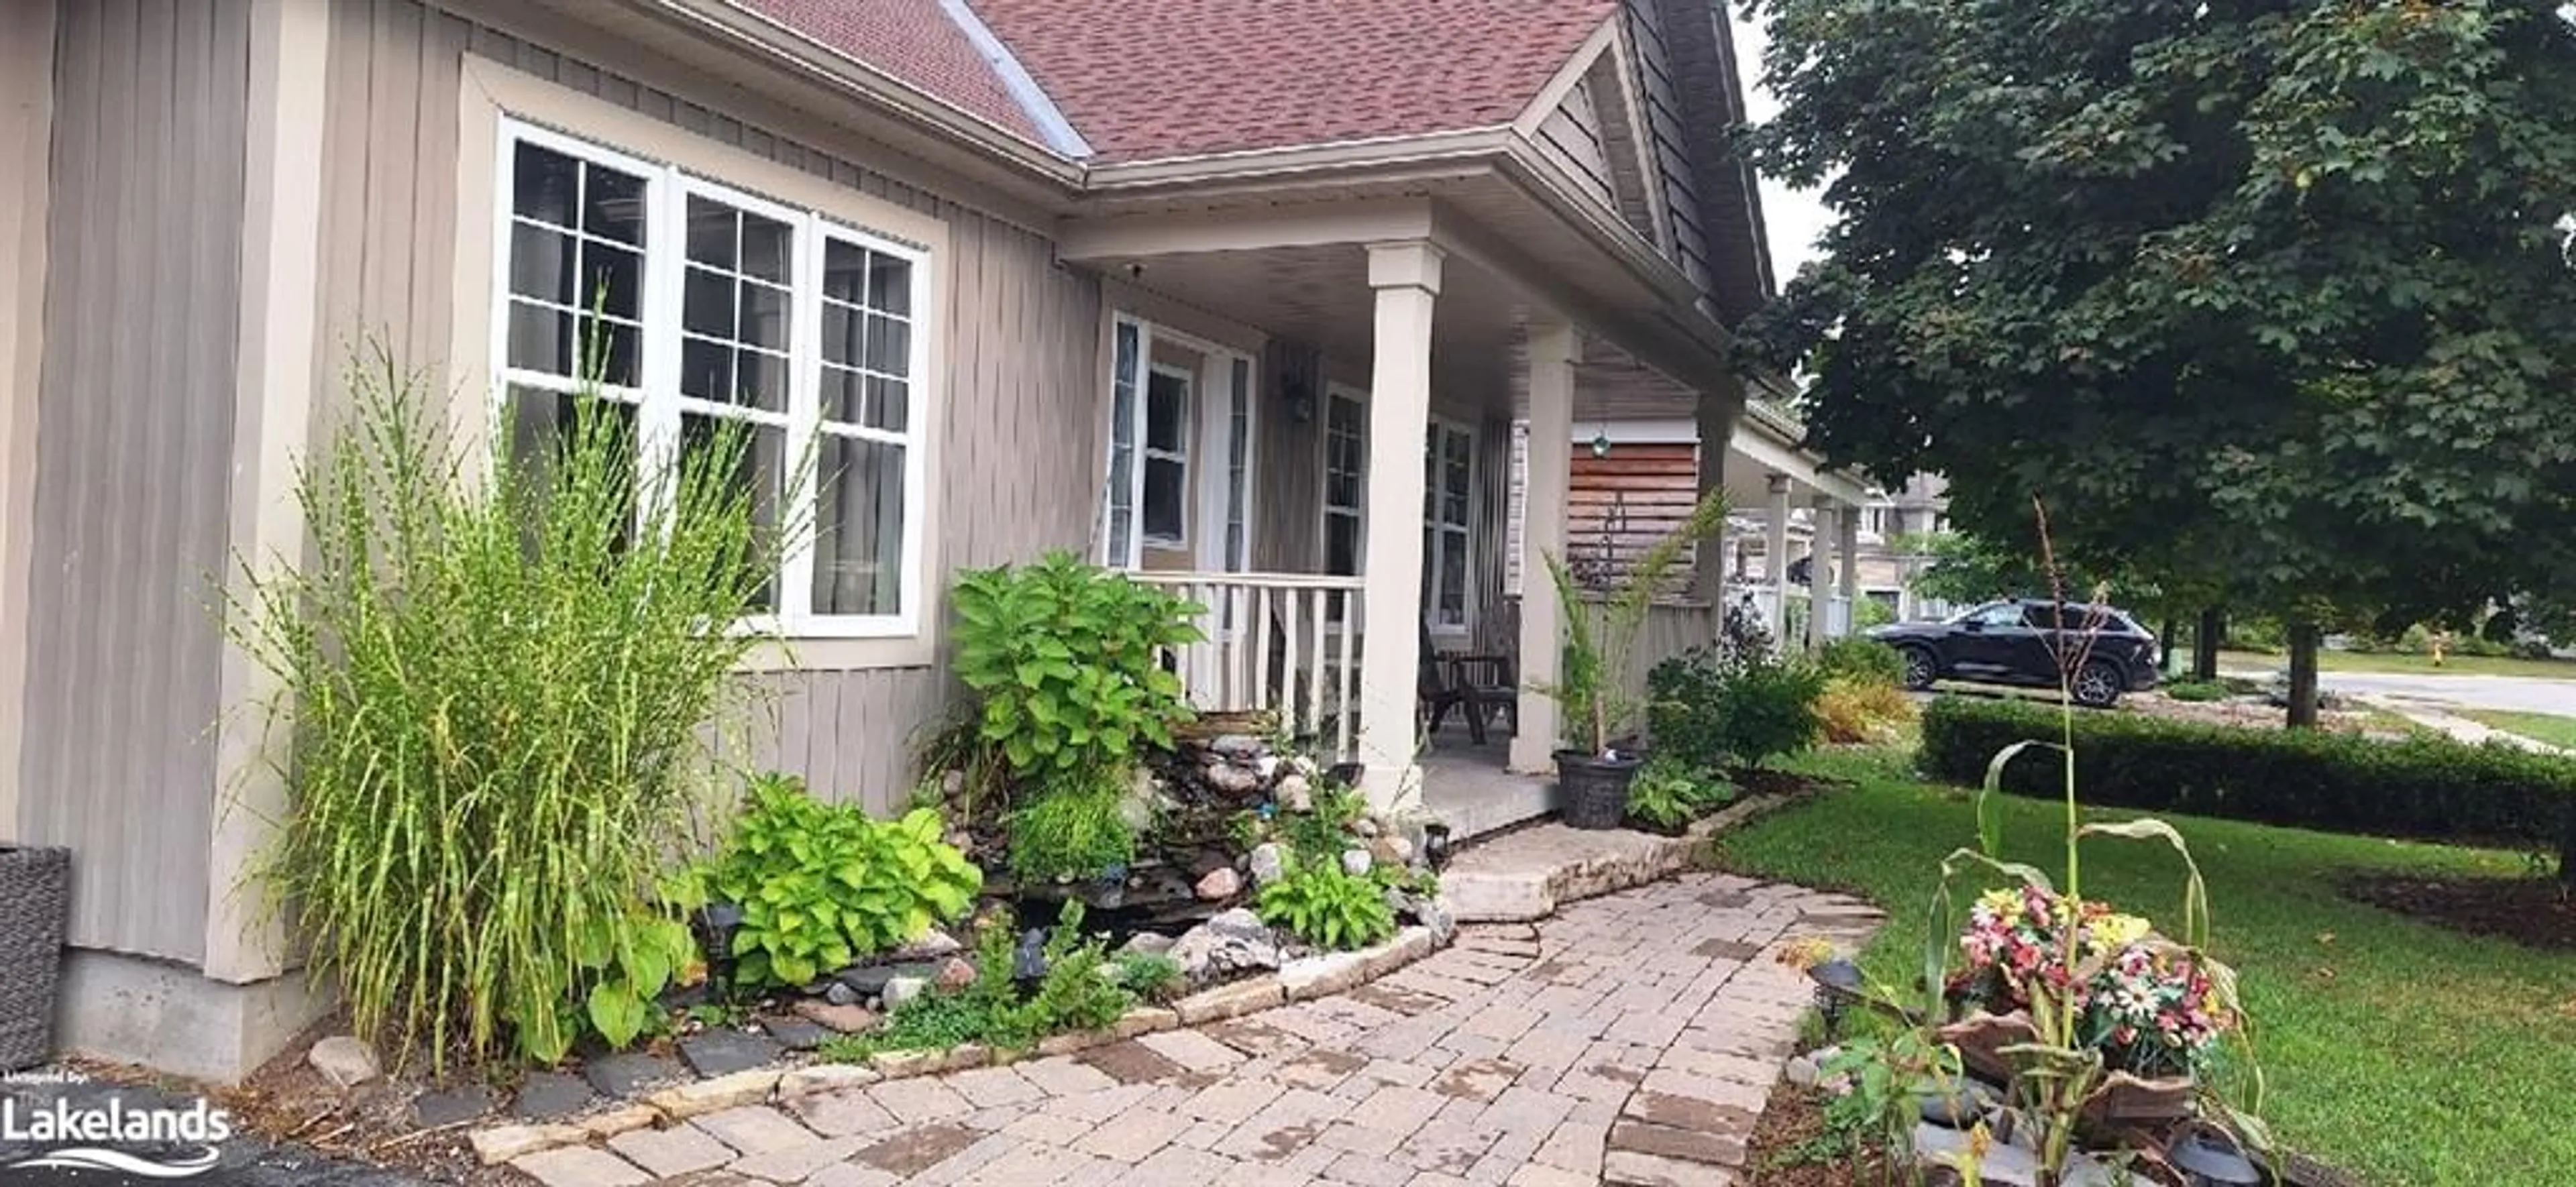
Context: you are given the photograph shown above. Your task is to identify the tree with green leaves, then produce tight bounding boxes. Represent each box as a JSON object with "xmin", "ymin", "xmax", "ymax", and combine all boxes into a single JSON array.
[{"xmin": 1739, "ymin": 0, "xmax": 2576, "ymax": 726}]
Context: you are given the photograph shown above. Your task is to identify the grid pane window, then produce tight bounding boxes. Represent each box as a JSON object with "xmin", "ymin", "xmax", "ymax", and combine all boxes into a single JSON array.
[
  {"xmin": 1324, "ymin": 392, "xmax": 1366, "ymax": 582},
  {"xmin": 493, "ymin": 122, "xmax": 928, "ymax": 634},
  {"xmin": 1141, "ymin": 369, "xmax": 1190, "ymax": 545},
  {"xmin": 1422, "ymin": 423, "xmax": 1474, "ymax": 630}
]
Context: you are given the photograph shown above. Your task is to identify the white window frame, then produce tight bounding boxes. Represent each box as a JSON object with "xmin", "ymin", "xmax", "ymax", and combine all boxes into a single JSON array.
[
  {"xmin": 1099, "ymin": 315, "xmax": 1256, "ymax": 571},
  {"xmin": 1321, "ymin": 384, "xmax": 1369, "ymax": 578},
  {"xmin": 489, "ymin": 117, "xmax": 932, "ymax": 640},
  {"xmin": 1423, "ymin": 416, "xmax": 1477, "ymax": 636},
  {"xmin": 1140, "ymin": 361, "xmax": 1194, "ymax": 549}
]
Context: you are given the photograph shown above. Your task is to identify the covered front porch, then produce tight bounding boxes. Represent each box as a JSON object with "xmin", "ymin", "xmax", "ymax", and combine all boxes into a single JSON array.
[{"xmin": 1065, "ymin": 189, "xmax": 1854, "ymax": 826}]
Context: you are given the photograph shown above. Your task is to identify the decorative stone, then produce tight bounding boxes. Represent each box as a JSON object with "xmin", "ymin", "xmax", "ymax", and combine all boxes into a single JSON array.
[
  {"xmin": 1274, "ymin": 775, "xmax": 1313, "ymax": 812},
  {"xmin": 643, "ymin": 1068, "xmax": 782, "ymax": 1119},
  {"xmin": 581, "ymin": 1052, "xmax": 686, "ymax": 1099},
  {"xmin": 881, "ymin": 975, "xmax": 929, "ymax": 1011},
  {"xmin": 761, "ymin": 1017, "xmax": 828, "ymax": 1052},
  {"xmin": 1784, "ymin": 1052, "xmax": 1823, "ymax": 1089},
  {"xmin": 1205, "ymin": 764, "xmax": 1264, "ymax": 795},
  {"xmin": 511, "ymin": 1072, "xmax": 597, "ymax": 1121},
  {"xmin": 1208, "ymin": 734, "xmax": 1265, "ymax": 757},
  {"xmin": 1339, "ymin": 848, "xmax": 1373, "ymax": 877},
  {"xmin": 792, "ymin": 999, "xmax": 881, "ymax": 1034},
  {"xmin": 836, "ymin": 962, "xmax": 937, "ymax": 999},
  {"xmin": 471, "ymin": 1122, "xmax": 583, "ymax": 1165},
  {"xmin": 1195, "ymin": 866, "xmax": 1243, "ymax": 901},
  {"xmin": 1352, "ymin": 815, "xmax": 1381, "ymax": 838},
  {"xmin": 1014, "ymin": 928, "xmax": 1050, "ymax": 980},
  {"xmin": 1254, "ymin": 754, "xmax": 1282, "ymax": 780},
  {"xmin": 778, "ymin": 1063, "xmax": 881, "ymax": 1098},
  {"xmin": 935, "ymin": 955, "xmax": 978, "ymax": 991},
  {"xmin": 1414, "ymin": 894, "xmax": 1456, "ymax": 945},
  {"xmin": 1246, "ymin": 842, "xmax": 1287, "ymax": 887},
  {"xmin": 411, "ymin": 1084, "xmax": 498, "ymax": 1129},
  {"xmin": 1914, "ymin": 1123, "xmax": 2124, "ymax": 1187},
  {"xmin": 823, "ymin": 980, "xmax": 862, "ymax": 1007},
  {"xmin": 1172, "ymin": 975, "xmax": 1286, "ymax": 1024},
  {"xmin": 890, "ymin": 929, "xmax": 963, "ymax": 960},
  {"xmin": 307, "ymin": 1035, "xmax": 381, "ymax": 1088},
  {"xmin": 578, "ymin": 1104, "xmax": 659, "ymax": 1141},
  {"xmin": 1118, "ymin": 931, "xmax": 1177, "ymax": 958},
  {"xmin": 1168, "ymin": 907, "xmax": 1281, "ymax": 980},
  {"xmin": 1369, "ymin": 834, "xmax": 1415, "ymax": 868},
  {"xmin": 678, "ymin": 1030, "xmax": 783, "ymax": 1078}
]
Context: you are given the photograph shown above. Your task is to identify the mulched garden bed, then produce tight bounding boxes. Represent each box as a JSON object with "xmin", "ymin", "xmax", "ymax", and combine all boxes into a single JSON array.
[
  {"xmin": 2339, "ymin": 871, "xmax": 2576, "ymax": 950},
  {"xmin": 1743, "ymin": 1078, "xmax": 1876, "ymax": 1187}
]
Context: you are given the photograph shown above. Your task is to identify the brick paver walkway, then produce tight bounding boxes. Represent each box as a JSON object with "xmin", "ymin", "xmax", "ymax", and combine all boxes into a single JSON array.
[{"xmin": 511, "ymin": 874, "xmax": 1882, "ymax": 1187}]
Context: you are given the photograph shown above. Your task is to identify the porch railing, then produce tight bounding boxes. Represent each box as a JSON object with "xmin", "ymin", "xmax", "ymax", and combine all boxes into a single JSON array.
[{"xmin": 1128, "ymin": 571, "xmax": 1366, "ymax": 759}]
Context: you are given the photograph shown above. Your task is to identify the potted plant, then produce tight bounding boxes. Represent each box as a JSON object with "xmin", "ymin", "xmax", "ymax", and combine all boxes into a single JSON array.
[{"xmin": 1538, "ymin": 489, "xmax": 1727, "ymax": 830}]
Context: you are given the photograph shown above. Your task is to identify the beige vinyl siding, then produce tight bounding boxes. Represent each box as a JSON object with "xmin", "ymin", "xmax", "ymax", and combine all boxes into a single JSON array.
[
  {"xmin": 19, "ymin": 0, "xmax": 255, "ymax": 961},
  {"xmin": 1534, "ymin": 76, "xmax": 1615, "ymax": 211},
  {"xmin": 1620, "ymin": 0, "xmax": 1716, "ymax": 301},
  {"xmin": 1251, "ymin": 338, "xmax": 1328, "ymax": 573},
  {"xmin": 311, "ymin": 1, "xmax": 1100, "ymax": 813}
]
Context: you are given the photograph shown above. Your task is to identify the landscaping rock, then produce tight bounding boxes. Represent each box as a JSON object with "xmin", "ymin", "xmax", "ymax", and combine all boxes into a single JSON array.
[
  {"xmin": 761, "ymin": 1016, "xmax": 828, "ymax": 1052},
  {"xmin": 835, "ymin": 962, "xmax": 936, "ymax": 999},
  {"xmin": 644, "ymin": 1069, "xmax": 781, "ymax": 1119},
  {"xmin": 1209, "ymin": 734, "xmax": 1265, "ymax": 758},
  {"xmin": 1339, "ymin": 848, "xmax": 1373, "ymax": 877},
  {"xmin": 1914, "ymin": 1124, "xmax": 2122, "ymax": 1187},
  {"xmin": 511, "ymin": 1072, "xmax": 596, "ymax": 1121},
  {"xmin": 792, "ymin": 999, "xmax": 881, "ymax": 1034},
  {"xmin": 881, "ymin": 976, "xmax": 929, "ymax": 1011},
  {"xmin": 1352, "ymin": 815, "xmax": 1380, "ymax": 838},
  {"xmin": 1783, "ymin": 1051, "xmax": 1825, "ymax": 1089},
  {"xmin": 1014, "ymin": 928, "xmax": 1050, "ymax": 980},
  {"xmin": 410, "ymin": 1084, "xmax": 497, "ymax": 1129},
  {"xmin": 1274, "ymin": 775, "xmax": 1312, "ymax": 812},
  {"xmin": 889, "ymin": 929, "xmax": 963, "ymax": 960},
  {"xmin": 1370, "ymin": 834, "xmax": 1415, "ymax": 868},
  {"xmin": 1169, "ymin": 907, "xmax": 1281, "ymax": 980},
  {"xmin": 307, "ymin": 1035, "xmax": 381, "ymax": 1089},
  {"xmin": 1118, "ymin": 931, "xmax": 1177, "ymax": 958},
  {"xmin": 580, "ymin": 1052, "xmax": 685, "ymax": 1099},
  {"xmin": 1246, "ymin": 842, "xmax": 1287, "ymax": 887},
  {"xmin": 935, "ymin": 955, "xmax": 979, "ymax": 990},
  {"xmin": 822, "ymin": 980, "xmax": 862, "ymax": 1007},
  {"xmin": 678, "ymin": 1031, "xmax": 782, "ymax": 1078},
  {"xmin": 1195, "ymin": 866, "xmax": 1243, "ymax": 901},
  {"xmin": 470, "ymin": 1122, "xmax": 582, "ymax": 1165},
  {"xmin": 1205, "ymin": 764, "xmax": 1263, "ymax": 796}
]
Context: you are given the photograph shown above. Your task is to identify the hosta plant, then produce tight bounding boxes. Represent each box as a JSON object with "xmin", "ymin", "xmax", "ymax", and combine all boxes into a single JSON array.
[
  {"xmin": 951, "ymin": 552, "xmax": 1203, "ymax": 779},
  {"xmin": 1256, "ymin": 860, "xmax": 1396, "ymax": 951},
  {"xmin": 690, "ymin": 774, "xmax": 982, "ymax": 988}
]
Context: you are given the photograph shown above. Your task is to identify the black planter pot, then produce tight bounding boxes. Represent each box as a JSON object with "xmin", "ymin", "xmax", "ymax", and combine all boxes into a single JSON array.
[{"xmin": 1556, "ymin": 750, "xmax": 1642, "ymax": 831}]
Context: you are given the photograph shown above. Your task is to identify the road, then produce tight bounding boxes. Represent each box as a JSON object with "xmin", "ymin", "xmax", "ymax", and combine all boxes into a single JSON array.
[{"xmin": 2222, "ymin": 668, "xmax": 2576, "ymax": 716}]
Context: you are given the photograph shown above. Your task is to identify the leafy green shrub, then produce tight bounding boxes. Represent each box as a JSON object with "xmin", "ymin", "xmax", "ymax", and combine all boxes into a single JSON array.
[
  {"xmin": 1256, "ymin": 861, "xmax": 1397, "ymax": 950},
  {"xmin": 230, "ymin": 353, "xmax": 780, "ymax": 1070},
  {"xmin": 1920, "ymin": 695, "xmax": 2576, "ymax": 850},
  {"xmin": 1109, "ymin": 952, "xmax": 1184, "ymax": 1002},
  {"xmin": 693, "ymin": 775, "xmax": 982, "ymax": 988},
  {"xmin": 1626, "ymin": 756, "xmax": 1736, "ymax": 831},
  {"xmin": 1283, "ymin": 783, "xmax": 1367, "ymax": 864},
  {"xmin": 1649, "ymin": 647, "xmax": 1828, "ymax": 771},
  {"xmin": 951, "ymin": 553, "xmax": 1203, "ymax": 779},
  {"xmin": 2161, "ymin": 679, "xmax": 2233, "ymax": 703},
  {"xmin": 835, "ymin": 903, "xmax": 1132, "ymax": 1057},
  {"xmin": 1818, "ymin": 636, "xmax": 1905, "ymax": 686},
  {"xmin": 1006, "ymin": 773, "xmax": 1136, "ymax": 883}
]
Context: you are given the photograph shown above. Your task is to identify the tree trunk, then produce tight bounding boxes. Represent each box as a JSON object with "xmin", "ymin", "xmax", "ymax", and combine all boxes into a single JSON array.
[
  {"xmin": 2192, "ymin": 608, "xmax": 2223, "ymax": 681},
  {"xmin": 2158, "ymin": 616, "xmax": 2179, "ymax": 675},
  {"xmin": 2286, "ymin": 620, "xmax": 2322, "ymax": 729},
  {"xmin": 2561, "ymin": 815, "xmax": 2576, "ymax": 887}
]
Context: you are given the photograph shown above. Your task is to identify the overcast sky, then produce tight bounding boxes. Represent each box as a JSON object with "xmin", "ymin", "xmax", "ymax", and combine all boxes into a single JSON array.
[{"xmin": 1727, "ymin": 9, "xmax": 1834, "ymax": 282}]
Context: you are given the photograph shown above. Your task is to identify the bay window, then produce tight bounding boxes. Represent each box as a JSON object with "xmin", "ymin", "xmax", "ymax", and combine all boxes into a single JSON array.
[{"xmin": 493, "ymin": 119, "xmax": 928, "ymax": 636}]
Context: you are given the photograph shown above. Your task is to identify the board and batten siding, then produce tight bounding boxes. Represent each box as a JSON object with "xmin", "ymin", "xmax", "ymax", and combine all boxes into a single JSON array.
[
  {"xmin": 1619, "ymin": 0, "xmax": 1717, "ymax": 302},
  {"xmin": 18, "ymin": 0, "xmax": 255, "ymax": 962},
  {"xmin": 311, "ymin": 0, "xmax": 1102, "ymax": 813}
]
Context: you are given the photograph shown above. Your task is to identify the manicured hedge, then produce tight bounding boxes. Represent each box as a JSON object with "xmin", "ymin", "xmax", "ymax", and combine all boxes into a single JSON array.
[{"xmin": 1920, "ymin": 695, "xmax": 2576, "ymax": 850}]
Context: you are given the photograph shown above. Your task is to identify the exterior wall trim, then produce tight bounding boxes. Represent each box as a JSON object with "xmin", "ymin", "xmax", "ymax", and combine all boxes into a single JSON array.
[
  {"xmin": 0, "ymin": 0, "xmax": 55, "ymax": 844},
  {"xmin": 928, "ymin": 0, "xmax": 1092, "ymax": 158},
  {"xmin": 449, "ymin": 56, "xmax": 956, "ymax": 672}
]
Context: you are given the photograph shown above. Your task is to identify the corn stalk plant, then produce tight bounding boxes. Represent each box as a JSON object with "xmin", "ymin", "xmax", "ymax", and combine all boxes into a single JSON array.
[
  {"xmin": 1537, "ymin": 488, "xmax": 1729, "ymax": 755},
  {"xmin": 227, "ymin": 342, "xmax": 803, "ymax": 1070}
]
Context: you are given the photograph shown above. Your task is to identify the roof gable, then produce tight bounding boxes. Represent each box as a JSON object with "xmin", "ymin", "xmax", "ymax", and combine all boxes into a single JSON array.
[{"xmin": 961, "ymin": 0, "xmax": 1617, "ymax": 163}]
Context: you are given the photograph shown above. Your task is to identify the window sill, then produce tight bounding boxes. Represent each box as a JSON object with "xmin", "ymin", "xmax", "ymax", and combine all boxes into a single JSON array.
[{"xmin": 737, "ymin": 634, "xmax": 936, "ymax": 673}]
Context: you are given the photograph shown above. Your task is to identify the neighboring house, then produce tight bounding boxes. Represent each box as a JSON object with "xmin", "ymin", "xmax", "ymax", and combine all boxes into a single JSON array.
[{"xmin": 0, "ymin": 0, "xmax": 1837, "ymax": 1080}]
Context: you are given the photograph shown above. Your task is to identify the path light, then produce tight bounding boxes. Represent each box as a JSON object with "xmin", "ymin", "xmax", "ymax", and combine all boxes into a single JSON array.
[
  {"xmin": 1807, "ymin": 957, "xmax": 1864, "ymax": 1037},
  {"xmin": 697, "ymin": 902, "xmax": 745, "ymax": 995},
  {"xmin": 1421, "ymin": 823, "xmax": 1453, "ymax": 870},
  {"xmin": 2167, "ymin": 1130, "xmax": 2263, "ymax": 1186}
]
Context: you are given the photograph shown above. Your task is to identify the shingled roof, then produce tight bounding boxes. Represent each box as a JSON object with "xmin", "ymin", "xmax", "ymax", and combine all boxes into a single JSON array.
[{"xmin": 733, "ymin": 0, "xmax": 1053, "ymax": 146}]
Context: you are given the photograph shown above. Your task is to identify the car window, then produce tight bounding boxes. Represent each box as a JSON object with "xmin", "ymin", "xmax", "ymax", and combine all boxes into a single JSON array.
[
  {"xmin": 2023, "ymin": 604, "xmax": 2078, "ymax": 630},
  {"xmin": 1968, "ymin": 604, "xmax": 2025, "ymax": 628}
]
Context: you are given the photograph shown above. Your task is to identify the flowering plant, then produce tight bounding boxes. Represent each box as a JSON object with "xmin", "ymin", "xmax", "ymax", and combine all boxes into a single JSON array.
[{"xmin": 1947, "ymin": 884, "xmax": 2235, "ymax": 1078}]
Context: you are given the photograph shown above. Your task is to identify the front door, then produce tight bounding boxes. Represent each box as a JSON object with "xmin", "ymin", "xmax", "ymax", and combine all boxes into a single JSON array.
[{"xmin": 1101, "ymin": 317, "xmax": 1253, "ymax": 575}]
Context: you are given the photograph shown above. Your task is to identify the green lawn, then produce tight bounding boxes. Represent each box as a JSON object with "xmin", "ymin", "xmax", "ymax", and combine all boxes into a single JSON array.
[
  {"xmin": 2216, "ymin": 647, "xmax": 2576, "ymax": 680},
  {"xmin": 1711, "ymin": 746, "xmax": 2576, "ymax": 1187},
  {"xmin": 2458, "ymin": 709, "xmax": 2576, "ymax": 750}
]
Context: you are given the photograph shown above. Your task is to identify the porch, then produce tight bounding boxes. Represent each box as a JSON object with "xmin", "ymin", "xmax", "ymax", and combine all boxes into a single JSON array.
[{"xmin": 1069, "ymin": 194, "xmax": 1866, "ymax": 821}]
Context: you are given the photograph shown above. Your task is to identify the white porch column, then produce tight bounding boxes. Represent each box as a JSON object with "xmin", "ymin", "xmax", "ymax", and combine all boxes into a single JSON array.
[
  {"xmin": 1808, "ymin": 500, "xmax": 1838, "ymax": 651},
  {"xmin": 1837, "ymin": 501, "xmax": 1862, "ymax": 635},
  {"xmin": 1354, "ymin": 241, "xmax": 1442, "ymax": 811},
  {"xmin": 1511, "ymin": 320, "xmax": 1578, "ymax": 775},
  {"xmin": 1763, "ymin": 473, "xmax": 1792, "ymax": 646},
  {"xmin": 1690, "ymin": 388, "xmax": 1740, "ymax": 608}
]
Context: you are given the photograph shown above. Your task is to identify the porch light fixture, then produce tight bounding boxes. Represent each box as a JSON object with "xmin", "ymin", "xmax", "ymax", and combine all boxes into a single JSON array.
[
  {"xmin": 1281, "ymin": 376, "xmax": 1316, "ymax": 422},
  {"xmin": 1589, "ymin": 431, "xmax": 1612, "ymax": 459}
]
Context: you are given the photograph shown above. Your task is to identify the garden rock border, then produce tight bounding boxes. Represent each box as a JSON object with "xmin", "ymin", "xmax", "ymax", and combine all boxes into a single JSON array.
[
  {"xmin": 1440, "ymin": 790, "xmax": 1807, "ymax": 923},
  {"xmin": 464, "ymin": 923, "xmax": 1448, "ymax": 1166}
]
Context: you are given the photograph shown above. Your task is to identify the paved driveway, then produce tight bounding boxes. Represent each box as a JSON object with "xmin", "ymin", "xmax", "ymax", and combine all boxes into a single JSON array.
[
  {"xmin": 2226, "ymin": 671, "xmax": 2576, "ymax": 716},
  {"xmin": 507, "ymin": 874, "xmax": 1882, "ymax": 1187}
]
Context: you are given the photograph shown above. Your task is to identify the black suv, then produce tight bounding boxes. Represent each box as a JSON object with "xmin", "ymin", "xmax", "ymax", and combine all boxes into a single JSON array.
[{"xmin": 1866, "ymin": 599, "xmax": 2161, "ymax": 707}]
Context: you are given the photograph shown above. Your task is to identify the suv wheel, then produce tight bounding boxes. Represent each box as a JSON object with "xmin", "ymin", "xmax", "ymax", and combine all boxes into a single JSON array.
[
  {"xmin": 2072, "ymin": 660, "xmax": 2123, "ymax": 708},
  {"xmin": 1899, "ymin": 646, "xmax": 1938, "ymax": 691}
]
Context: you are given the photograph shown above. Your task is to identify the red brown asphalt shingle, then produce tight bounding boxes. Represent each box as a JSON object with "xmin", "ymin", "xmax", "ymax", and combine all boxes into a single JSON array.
[{"xmin": 735, "ymin": 0, "xmax": 1054, "ymax": 146}]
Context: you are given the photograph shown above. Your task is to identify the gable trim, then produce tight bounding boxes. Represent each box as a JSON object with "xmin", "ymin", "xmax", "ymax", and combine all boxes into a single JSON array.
[
  {"xmin": 1598, "ymin": 19, "xmax": 1676, "ymax": 255},
  {"xmin": 933, "ymin": 0, "xmax": 1094, "ymax": 158},
  {"xmin": 1511, "ymin": 19, "xmax": 1619, "ymax": 138}
]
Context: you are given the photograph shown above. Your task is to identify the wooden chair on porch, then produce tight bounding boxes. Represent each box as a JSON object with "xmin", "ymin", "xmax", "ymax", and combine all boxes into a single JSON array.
[{"xmin": 1419, "ymin": 618, "xmax": 1517, "ymax": 746}]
